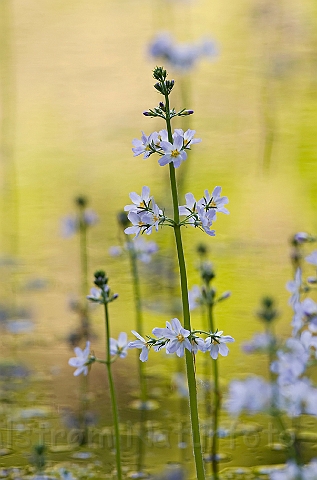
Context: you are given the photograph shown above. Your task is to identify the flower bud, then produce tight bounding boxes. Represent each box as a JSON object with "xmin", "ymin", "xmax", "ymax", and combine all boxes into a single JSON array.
[
  {"xmin": 117, "ymin": 211, "xmax": 130, "ymax": 229},
  {"xmin": 94, "ymin": 270, "xmax": 108, "ymax": 288},
  {"xmin": 184, "ymin": 110, "xmax": 194, "ymax": 115},
  {"xmin": 143, "ymin": 111, "xmax": 151, "ymax": 116},
  {"xmin": 75, "ymin": 195, "xmax": 88, "ymax": 208}
]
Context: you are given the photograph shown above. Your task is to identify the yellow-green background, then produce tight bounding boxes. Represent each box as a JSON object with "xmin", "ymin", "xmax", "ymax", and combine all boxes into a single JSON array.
[{"xmin": 0, "ymin": 0, "xmax": 317, "ymax": 472}]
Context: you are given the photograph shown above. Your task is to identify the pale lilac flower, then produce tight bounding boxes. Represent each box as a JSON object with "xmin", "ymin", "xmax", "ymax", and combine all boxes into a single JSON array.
[
  {"xmin": 197, "ymin": 205, "xmax": 217, "ymax": 236},
  {"xmin": 146, "ymin": 200, "xmax": 163, "ymax": 234},
  {"xmin": 68, "ymin": 342, "xmax": 91, "ymax": 376},
  {"xmin": 242, "ymin": 333, "xmax": 274, "ymax": 354},
  {"xmin": 124, "ymin": 211, "xmax": 153, "ymax": 238},
  {"xmin": 291, "ymin": 300, "xmax": 304, "ymax": 336},
  {"xmin": 87, "ymin": 286, "xmax": 108, "ymax": 303},
  {"xmin": 271, "ymin": 349, "xmax": 307, "ymax": 385},
  {"xmin": 172, "ymin": 372, "xmax": 188, "ymax": 398},
  {"xmin": 198, "ymin": 187, "xmax": 229, "ymax": 215},
  {"xmin": 128, "ymin": 331, "xmax": 151, "ymax": 362},
  {"xmin": 152, "ymin": 318, "xmax": 192, "ymax": 357},
  {"xmin": 294, "ymin": 232, "xmax": 309, "ymax": 243},
  {"xmin": 159, "ymin": 135, "xmax": 187, "ymax": 168},
  {"xmin": 132, "ymin": 131, "xmax": 159, "ymax": 158},
  {"xmin": 302, "ymin": 298, "xmax": 317, "ymax": 332},
  {"xmin": 280, "ymin": 378, "xmax": 317, "ymax": 417},
  {"xmin": 225, "ymin": 376, "xmax": 272, "ymax": 416},
  {"xmin": 148, "ymin": 33, "xmax": 218, "ymax": 72},
  {"xmin": 127, "ymin": 237, "xmax": 158, "ymax": 263},
  {"xmin": 124, "ymin": 186, "xmax": 152, "ymax": 213},
  {"xmin": 174, "ymin": 129, "xmax": 201, "ymax": 148},
  {"xmin": 269, "ymin": 462, "xmax": 302, "ymax": 480},
  {"xmin": 110, "ymin": 332, "xmax": 128, "ymax": 358},
  {"xmin": 188, "ymin": 285, "xmax": 202, "ymax": 311},
  {"xmin": 305, "ymin": 250, "xmax": 317, "ymax": 266},
  {"xmin": 61, "ymin": 210, "xmax": 98, "ymax": 237},
  {"xmin": 205, "ymin": 331, "xmax": 235, "ymax": 359},
  {"xmin": 154, "ymin": 129, "xmax": 169, "ymax": 146},
  {"xmin": 109, "ymin": 246, "xmax": 122, "ymax": 257},
  {"xmin": 286, "ymin": 268, "xmax": 302, "ymax": 305},
  {"xmin": 190, "ymin": 336, "xmax": 207, "ymax": 354},
  {"xmin": 179, "ymin": 193, "xmax": 199, "ymax": 218}
]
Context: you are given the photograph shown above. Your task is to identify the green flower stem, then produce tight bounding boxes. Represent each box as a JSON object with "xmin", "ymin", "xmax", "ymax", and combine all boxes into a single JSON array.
[
  {"xmin": 207, "ymin": 303, "xmax": 219, "ymax": 480},
  {"xmin": 164, "ymin": 88, "xmax": 205, "ymax": 480},
  {"xmin": 78, "ymin": 209, "xmax": 88, "ymax": 305},
  {"xmin": 126, "ymin": 237, "xmax": 147, "ymax": 405},
  {"xmin": 104, "ymin": 302, "xmax": 122, "ymax": 480}
]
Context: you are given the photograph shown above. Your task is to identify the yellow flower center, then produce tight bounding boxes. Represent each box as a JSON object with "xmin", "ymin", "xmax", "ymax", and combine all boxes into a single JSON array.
[
  {"xmin": 139, "ymin": 200, "xmax": 146, "ymax": 208},
  {"xmin": 177, "ymin": 333, "xmax": 185, "ymax": 342},
  {"xmin": 171, "ymin": 149, "xmax": 180, "ymax": 158},
  {"xmin": 210, "ymin": 200, "xmax": 217, "ymax": 208}
]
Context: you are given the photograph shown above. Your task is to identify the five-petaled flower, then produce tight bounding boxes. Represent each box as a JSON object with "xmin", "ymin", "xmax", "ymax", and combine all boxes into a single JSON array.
[
  {"xmin": 159, "ymin": 135, "xmax": 188, "ymax": 168},
  {"xmin": 68, "ymin": 341, "xmax": 91, "ymax": 376},
  {"xmin": 205, "ymin": 332, "xmax": 235, "ymax": 359},
  {"xmin": 153, "ymin": 318, "xmax": 192, "ymax": 357},
  {"xmin": 128, "ymin": 331, "xmax": 152, "ymax": 362},
  {"xmin": 110, "ymin": 332, "xmax": 129, "ymax": 358}
]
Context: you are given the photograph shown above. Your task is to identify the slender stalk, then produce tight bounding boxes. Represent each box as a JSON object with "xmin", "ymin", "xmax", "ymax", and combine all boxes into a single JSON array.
[
  {"xmin": 207, "ymin": 303, "xmax": 219, "ymax": 479},
  {"xmin": 104, "ymin": 302, "xmax": 122, "ymax": 480},
  {"xmin": 164, "ymin": 90, "xmax": 206, "ymax": 480},
  {"xmin": 126, "ymin": 237, "xmax": 148, "ymax": 473},
  {"xmin": 79, "ymin": 209, "xmax": 88, "ymax": 309},
  {"xmin": 126, "ymin": 237, "xmax": 147, "ymax": 405}
]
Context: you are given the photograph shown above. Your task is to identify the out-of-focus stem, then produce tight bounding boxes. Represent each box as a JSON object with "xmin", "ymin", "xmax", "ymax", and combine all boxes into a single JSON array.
[
  {"xmin": 104, "ymin": 302, "xmax": 122, "ymax": 480},
  {"xmin": 207, "ymin": 302, "xmax": 219, "ymax": 480}
]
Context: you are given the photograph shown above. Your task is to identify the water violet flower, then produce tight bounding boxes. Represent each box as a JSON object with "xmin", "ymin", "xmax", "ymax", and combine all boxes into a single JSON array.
[
  {"xmin": 204, "ymin": 331, "xmax": 235, "ymax": 359},
  {"xmin": 152, "ymin": 318, "xmax": 192, "ymax": 357},
  {"xmin": 68, "ymin": 341, "xmax": 91, "ymax": 376},
  {"xmin": 159, "ymin": 134, "xmax": 187, "ymax": 168},
  {"xmin": 128, "ymin": 331, "xmax": 152, "ymax": 362},
  {"xmin": 110, "ymin": 332, "xmax": 129, "ymax": 358},
  {"xmin": 305, "ymin": 250, "xmax": 317, "ymax": 266}
]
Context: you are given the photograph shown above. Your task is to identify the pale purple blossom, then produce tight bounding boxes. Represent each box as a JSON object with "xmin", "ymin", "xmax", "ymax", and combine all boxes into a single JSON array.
[
  {"xmin": 242, "ymin": 333, "xmax": 274, "ymax": 354},
  {"xmin": 132, "ymin": 131, "xmax": 159, "ymax": 158},
  {"xmin": 61, "ymin": 210, "xmax": 98, "ymax": 238},
  {"xmin": 124, "ymin": 186, "xmax": 152, "ymax": 213},
  {"xmin": 204, "ymin": 331, "xmax": 235, "ymax": 359},
  {"xmin": 294, "ymin": 232, "xmax": 309, "ymax": 244},
  {"xmin": 128, "ymin": 331, "xmax": 151, "ymax": 362},
  {"xmin": 174, "ymin": 128, "xmax": 201, "ymax": 148},
  {"xmin": 124, "ymin": 211, "xmax": 153, "ymax": 238},
  {"xmin": 305, "ymin": 251, "xmax": 317, "ymax": 266},
  {"xmin": 188, "ymin": 285, "xmax": 202, "ymax": 311},
  {"xmin": 159, "ymin": 135, "xmax": 187, "ymax": 168},
  {"xmin": 286, "ymin": 268, "xmax": 302, "ymax": 305},
  {"xmin": 152, "ymin": 318, "xmax": 192, "ymax": 357},
  {"xmin": 68, "ymin": 342, "xmax": 91, "ymax": 376},
  {"xmin": 126, "ymin": 237, "xmax": 158, "ymax": 263},
  {"xmin": 87, "ymin": 286, "xmax": 109, "ymax": 303},
  {"xmin": 197, "ymin": 205, "xmax": 217, "ymax": 236},
  {"xmin": 110, "ymin": 332, "xmax": 128, "ymax": 358},
  {"xmin": 198, "ymin": 187, "xmax": 229, "ymax": 215},
  {"xmin": 148, "ymin": 33, "xmax": 218, "ymax": 72},
  {"xmin": 225, "ymin": 376, "xmax": 272, "ymax": 417},
  {"xmin": 179, "ymin": 193, "xmax": 198, "ymax": 219}
]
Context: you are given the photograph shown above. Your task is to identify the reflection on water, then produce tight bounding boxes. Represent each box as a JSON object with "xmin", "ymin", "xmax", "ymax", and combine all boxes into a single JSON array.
[{"xmin": 0, "ymin": 0, "xmax": 317, "ymax": 477}]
